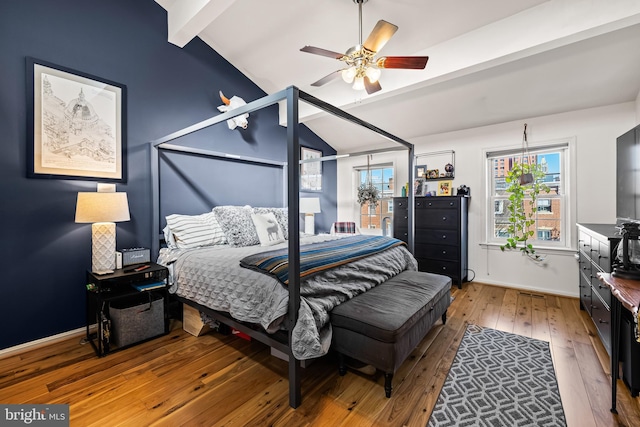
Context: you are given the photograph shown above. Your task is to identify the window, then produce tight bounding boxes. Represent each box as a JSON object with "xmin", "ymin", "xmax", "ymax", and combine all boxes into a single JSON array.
[
  {"xmin": 487, "ymin": 142, "xmax": 568, "ymax": 248},
  {"xmin": 357, "ymin": 165, "xmax": 394, "ymax": 233}
]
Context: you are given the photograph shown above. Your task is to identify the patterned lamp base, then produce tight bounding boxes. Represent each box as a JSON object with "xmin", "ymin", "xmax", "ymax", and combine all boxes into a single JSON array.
[{"xmin": 92, "ymin": 222, "xmax": 116, "ymax": 273}]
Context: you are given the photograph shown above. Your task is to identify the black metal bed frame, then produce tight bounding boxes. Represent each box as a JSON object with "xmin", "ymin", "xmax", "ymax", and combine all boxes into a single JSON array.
[{"xmin": 149, "ymin": 85, "xmax": 416, "ymax": 408}]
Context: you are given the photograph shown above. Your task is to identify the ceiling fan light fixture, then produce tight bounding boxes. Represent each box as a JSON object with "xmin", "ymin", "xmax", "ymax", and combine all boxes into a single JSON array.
[
  {"xmin": 342, "ymin": 66, "xmax": 357, "ymax": 83},
  {"xmin": 352, "ymin": 76, "xmax": 365, "ymax": 91},
  {"xmin": 365, "ymin": 66, "xmax": 381, "ymax": 83}
]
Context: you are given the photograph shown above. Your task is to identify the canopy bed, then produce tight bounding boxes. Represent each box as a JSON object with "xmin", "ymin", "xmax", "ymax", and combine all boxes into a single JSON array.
[{"xmin": 149, "ymin": 86, "xmax": 423, "ymax": 408}]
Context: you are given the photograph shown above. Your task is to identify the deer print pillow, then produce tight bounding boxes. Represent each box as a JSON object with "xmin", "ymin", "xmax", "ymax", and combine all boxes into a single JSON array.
[{"xmin": 251, "ymin": 212, "xmax": 285, "ymax": 246}]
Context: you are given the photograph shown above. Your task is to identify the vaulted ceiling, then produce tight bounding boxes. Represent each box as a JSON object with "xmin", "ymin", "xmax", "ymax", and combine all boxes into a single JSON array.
[{"xmin": 155, "ymin": 0, "xmax": 640, "ymax": 153}]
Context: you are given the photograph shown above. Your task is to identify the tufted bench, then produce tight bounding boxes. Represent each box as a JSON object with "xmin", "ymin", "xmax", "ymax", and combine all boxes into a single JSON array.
[{"xmin": 330, "ymin": 270, "xmax": 451, "ymax": 397}]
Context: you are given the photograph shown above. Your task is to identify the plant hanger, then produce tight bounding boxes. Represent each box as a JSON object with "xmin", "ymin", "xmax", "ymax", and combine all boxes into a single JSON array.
[{"xmin": 519, "ymin": 123, "xmax": 534, "ymax": 185}]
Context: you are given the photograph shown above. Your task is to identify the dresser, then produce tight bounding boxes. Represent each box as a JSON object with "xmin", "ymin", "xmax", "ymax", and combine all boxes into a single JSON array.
[
  {"xmin": 393, "ymin": 196, "xmax": 469, "ymax": 288},
  {"xmin": 577, "ymin": 223, "xmax": 640, "ymax": 396}
]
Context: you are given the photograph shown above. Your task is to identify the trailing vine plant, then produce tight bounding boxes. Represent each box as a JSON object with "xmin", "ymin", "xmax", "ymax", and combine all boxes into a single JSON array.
[{"xmin": 500, "ymin": 124, "xmax": 550, "ymax": 261}]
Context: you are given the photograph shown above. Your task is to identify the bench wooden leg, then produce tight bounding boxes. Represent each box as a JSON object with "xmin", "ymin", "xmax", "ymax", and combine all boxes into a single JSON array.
[
  {"xmin": 338, "ymin": 353, "xmax": 347, "ymax": 376},
  {"xmin": 442, "ymin": 310, "xmax": 447, "ymax": 325},
  {"xmin": 384, "ymin": 373, "xmax": 393, "ymax": 397}
]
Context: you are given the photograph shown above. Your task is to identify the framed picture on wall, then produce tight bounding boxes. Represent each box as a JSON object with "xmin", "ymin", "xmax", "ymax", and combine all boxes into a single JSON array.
[
  {"xmin": 438, "ymin": 180, "xmax": 453, "ymax": 196},
  {"xmin": 300, "ymin": 146, "xmax": 322, "ymax": 191},
  {"xmin": 26, "ymin": 57, "xmax": 127, "ymax": 182},
  {"xmin": 415, "ymin": 164, "xmax": 427, "ymax": 179}
]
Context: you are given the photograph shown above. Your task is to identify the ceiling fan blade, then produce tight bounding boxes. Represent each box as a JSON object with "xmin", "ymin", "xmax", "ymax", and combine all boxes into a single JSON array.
[
  {"xmin": 300, "ymin": 46, "xmax": 345, "ymax": 59},
  {"xmin": 363, "ymin": 20, "xmax": 398, "ymax": 53},
  {"xmin": 376, "ymin": 56, "xmax": 429, "ymax": 69},
  {"xmin": 364, "ymin": 77, "xmax": 382, "ymax": 95},
  {"xmin": 311, "ymin": 70, "xmax": 342, "ymax": 87}
]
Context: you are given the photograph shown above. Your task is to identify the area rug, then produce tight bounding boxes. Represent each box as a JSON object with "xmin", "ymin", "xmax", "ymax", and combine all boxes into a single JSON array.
[{"xmin": 427, "ymin": 324, "xmax": 567, "ymax": 427}]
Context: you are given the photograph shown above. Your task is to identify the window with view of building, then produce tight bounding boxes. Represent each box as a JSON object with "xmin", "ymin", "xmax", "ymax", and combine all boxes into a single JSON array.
[
  {"xmin": 357, "ymin": 165, "xmax": 394, "ymax": 236},
  {"xmin": 487, "ymin": 143, "xmax": 568, "ymax": 248}
]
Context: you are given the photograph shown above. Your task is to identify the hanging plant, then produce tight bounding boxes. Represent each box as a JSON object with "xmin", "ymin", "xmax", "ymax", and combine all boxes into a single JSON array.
[
  {"xmin": 500, "ymin": 124, "xmax": 550, "ymax": 261},
  {"xmin": 357, "ymin": 182, "xmax": 380, "ymax": 207},
  {"xmin": 358, "ymin": 154, "xmax": 380, "ymax": 207}
]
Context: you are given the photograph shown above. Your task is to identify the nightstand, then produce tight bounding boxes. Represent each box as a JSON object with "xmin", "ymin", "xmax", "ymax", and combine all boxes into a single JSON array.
[{"xmin": 85, "ymin": 262, "xmax": 169, "ymax": 357}]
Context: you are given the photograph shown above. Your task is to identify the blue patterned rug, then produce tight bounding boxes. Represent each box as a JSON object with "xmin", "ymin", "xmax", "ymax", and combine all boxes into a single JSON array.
[{"xmin": 427, "ymin": 324, "xmax": 567, "ymax": 427}]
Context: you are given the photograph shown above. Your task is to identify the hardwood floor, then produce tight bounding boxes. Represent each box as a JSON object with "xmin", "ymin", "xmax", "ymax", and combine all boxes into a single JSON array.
[{"xmin": 2, "ymin": 282, "xmax": 640, "ymax": 426}]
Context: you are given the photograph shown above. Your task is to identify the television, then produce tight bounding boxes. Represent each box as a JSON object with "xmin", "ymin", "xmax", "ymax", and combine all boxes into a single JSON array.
[{"xmin": 616, "ymin": 126, "xmax": 640, "ymax": 226}]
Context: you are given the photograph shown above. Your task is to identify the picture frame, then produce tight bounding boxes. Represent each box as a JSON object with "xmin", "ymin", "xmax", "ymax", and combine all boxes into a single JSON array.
[
  {"xmin": 414, "ymin": 178, "xmax": 426, "ymax": 196},
  {"xmin": 427, "ymin": 169, "xmax": 440, "ymax": 179},
  {"xmin": 438, "ymin": 180, "xmax": 453, "ymax": 196},
  {"xmin": 26, "ymin": 57, "xmax": 127, "ymax": 182},
  {"xmin": 415, "ymin": 164, "xmax": 427, "ymax": 179},
  {"xmin": 300, "ymin": 146, "xmax": 322, "ymax": 191}
]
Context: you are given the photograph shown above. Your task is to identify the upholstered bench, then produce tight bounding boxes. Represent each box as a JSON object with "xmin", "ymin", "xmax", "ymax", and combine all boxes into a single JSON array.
[{"xmin": 330, "ymin": 270, "xmax": 452, "ymax": 397}]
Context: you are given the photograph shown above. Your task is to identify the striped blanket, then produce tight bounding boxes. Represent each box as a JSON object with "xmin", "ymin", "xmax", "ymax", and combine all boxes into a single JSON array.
[{"xmin": 240, "ymin": 235, "xmax": 406, "ymax": 285}]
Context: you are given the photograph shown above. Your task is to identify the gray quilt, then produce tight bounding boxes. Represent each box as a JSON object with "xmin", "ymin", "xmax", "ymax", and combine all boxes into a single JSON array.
[{"xmin": 158, "ymin": 234, "xmax": 418, "ymax": 360}]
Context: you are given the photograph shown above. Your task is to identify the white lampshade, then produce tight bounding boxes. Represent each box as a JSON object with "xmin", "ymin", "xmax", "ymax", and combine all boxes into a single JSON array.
[
  {"xmin": 76, "ymin": 192, "xmax": 130, "ymax": 273},
  {"xmin": 365, "ymin": 66, "xmax": 381, "ymax": 83},
  {"xmin": 341, "ymin": 66, "xmax": 356, "ymax": 84},
  {"xmin": 300, "ymin": 198, "xmax": 321, "ymax": 235},
  {"xmin": 352, "ymin": 76, "xmax": 365, "ymax": 91},
  {"xmin": 300, "ymin": 197, "xmax": 321, "ymax": 214}
]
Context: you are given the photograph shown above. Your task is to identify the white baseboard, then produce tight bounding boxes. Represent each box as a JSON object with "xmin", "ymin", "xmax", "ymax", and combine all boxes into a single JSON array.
[{"xmin": 0, "ymin": 327, "xmax": 88, "ymax": 359}]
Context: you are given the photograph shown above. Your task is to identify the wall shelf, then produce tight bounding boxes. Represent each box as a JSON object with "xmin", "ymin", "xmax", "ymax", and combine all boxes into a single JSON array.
[{"xmin": 415, "ymin": 150, "xmax": 455, "ymax": 181}]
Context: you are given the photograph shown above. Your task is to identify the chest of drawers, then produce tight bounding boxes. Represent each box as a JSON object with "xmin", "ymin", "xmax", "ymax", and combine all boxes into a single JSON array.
[{"xmin": 393, "ymin": 196, "xmax": 469, "ymax": 288}]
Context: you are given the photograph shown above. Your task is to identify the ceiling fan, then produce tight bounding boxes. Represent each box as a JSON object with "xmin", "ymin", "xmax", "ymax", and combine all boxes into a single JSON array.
[{"xmin": 300, "ymin": 0, "xmax": 429, "ymax": 95}]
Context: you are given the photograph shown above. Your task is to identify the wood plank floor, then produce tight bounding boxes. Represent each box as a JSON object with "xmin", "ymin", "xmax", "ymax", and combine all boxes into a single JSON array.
[{"xmin": 2, "ymin": 282, "xmax": 640, "ymax": 426}]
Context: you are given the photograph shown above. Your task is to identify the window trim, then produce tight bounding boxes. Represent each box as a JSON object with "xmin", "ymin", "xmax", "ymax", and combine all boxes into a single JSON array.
[
  {"xmin": 482, "ymin": 137, "xmax": 577, "ymax": 251},
  {"xmin": 354, "ymin": 162, "xmax": 394, "ymax": 231}
]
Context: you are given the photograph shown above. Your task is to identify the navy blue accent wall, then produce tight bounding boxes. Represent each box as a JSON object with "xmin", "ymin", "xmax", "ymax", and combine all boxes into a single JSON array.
[{"xmin": 0, "ymin": 0, "xmax": 336, "ymax": 350}]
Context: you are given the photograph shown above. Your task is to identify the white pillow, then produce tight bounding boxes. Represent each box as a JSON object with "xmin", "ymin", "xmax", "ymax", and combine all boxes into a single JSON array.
[
  {"xmin": 165, "ymin": 212, "xmax": 227, "ymax": 249},
  {"xmin": 251, "ymin": 212, "xmax": 285, "ymax": 246}
]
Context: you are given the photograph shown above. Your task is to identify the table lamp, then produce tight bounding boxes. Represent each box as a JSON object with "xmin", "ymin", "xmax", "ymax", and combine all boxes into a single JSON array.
[
  {"xmin": 75, "ymin": 191, "xmax": 130, "ymax": 273},
  {"xmin": 300, "ymin": 197, "xmax": 321, "ymax": 235}
]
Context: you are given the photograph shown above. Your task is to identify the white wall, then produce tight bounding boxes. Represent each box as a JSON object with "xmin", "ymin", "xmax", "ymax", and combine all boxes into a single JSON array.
[
  {"xmin": 337, "ymin": 102, "xmax": 637, "ymax": 297},
  {"xmin": 636, "ymin": 90, "xmax": 640, "ymax": 123}
]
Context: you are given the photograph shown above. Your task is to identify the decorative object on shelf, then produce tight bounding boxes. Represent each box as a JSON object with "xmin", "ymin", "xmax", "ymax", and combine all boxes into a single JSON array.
[
  {"xmin": 358, "ymin": 155, "xmax": 380, "ymax": 207},
  {"xmin": 444, "ymin": 163, "xmax": 454, "ymax": 177},
  {"xmin": 300, "ymin": 197, "xmax": 321, "ymax": 235},
  {"xmin": 217, "ymin": 90, "xmax": 249, "ymax": 130},
  {"xmin": 75, "ymin": 184, "xmax": 130, "ymax": 274},
  {"xmin": 499, "ymin": 123, "xmax": 550, "ymax": 261},
  {"xmin": 438, "ymin": 180, "xmax": 452, "ymax": 196},
  {"xmin": 415, "ymin": 164, "xmax": 427, "ymax": 179},
  {"xmin": 427, "ymin": 169, "xmax": 439, "ymax": 179},
  {"xmin": 27, "ymin": 57, "xmax": 127, "ymax": 182},
  {"xmin": 456, "ymin": 185, "xmax": 470, "ymax": 196}
]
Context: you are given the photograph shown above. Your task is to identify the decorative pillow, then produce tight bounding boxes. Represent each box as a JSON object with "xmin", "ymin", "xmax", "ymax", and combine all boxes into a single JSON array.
[
  {"xmin": 213, "ymin": 205, "xmax": 260, "ymax": 247},
  {"xmin": 165, "ymin": 212, "xmax": 227, "ymax": 249},
  {"xmin": 163, "ymin": 225, "xmax": 178, "ymax": 249},
  {"xmin": 251, "ymin": 212, "xmax": 285, "ymax": 246},
  {"xmin": 253, "ymin": 207, "xmax": 288, "ymax": 239}
]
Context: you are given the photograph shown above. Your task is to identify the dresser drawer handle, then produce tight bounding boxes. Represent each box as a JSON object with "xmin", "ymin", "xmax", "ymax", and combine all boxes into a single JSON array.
[
  {"xmin": 442, "ymin": 250, "xmax": 447, "ymax": 254},
  {"xmin": 449, "ymin": 202, "xmax": 454, "ymax": 206},
  {"xmin": 442, "ymin": 217, "xmax": 447, "ymax": 221},
  {"xmin": 441, "ymin": 235, "xmax": 447, "ymax": 239},
  {"xmin": 599, "ymin": 319, "xmax": 609, "ymax": 324},
  {"xmin": 441, "ymin": 266, "xmax": 447, "ymax": 271}
]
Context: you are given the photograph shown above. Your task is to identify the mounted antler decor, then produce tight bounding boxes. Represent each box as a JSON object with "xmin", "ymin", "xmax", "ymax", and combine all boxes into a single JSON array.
[{"xmin": 217, "ymin": 90, "xmax": 249, "ymax": 130}]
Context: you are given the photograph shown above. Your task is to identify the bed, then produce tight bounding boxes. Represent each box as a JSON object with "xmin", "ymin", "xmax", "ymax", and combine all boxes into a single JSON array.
[{"xmin": 150, "ymin": 86, "xmax": 419, "ymax": 408}]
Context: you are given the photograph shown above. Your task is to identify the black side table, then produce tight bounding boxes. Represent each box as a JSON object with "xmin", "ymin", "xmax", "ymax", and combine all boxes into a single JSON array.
[{"xmin": 85, "ymin": 262, "xmax": 169, "ymax": 357}]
